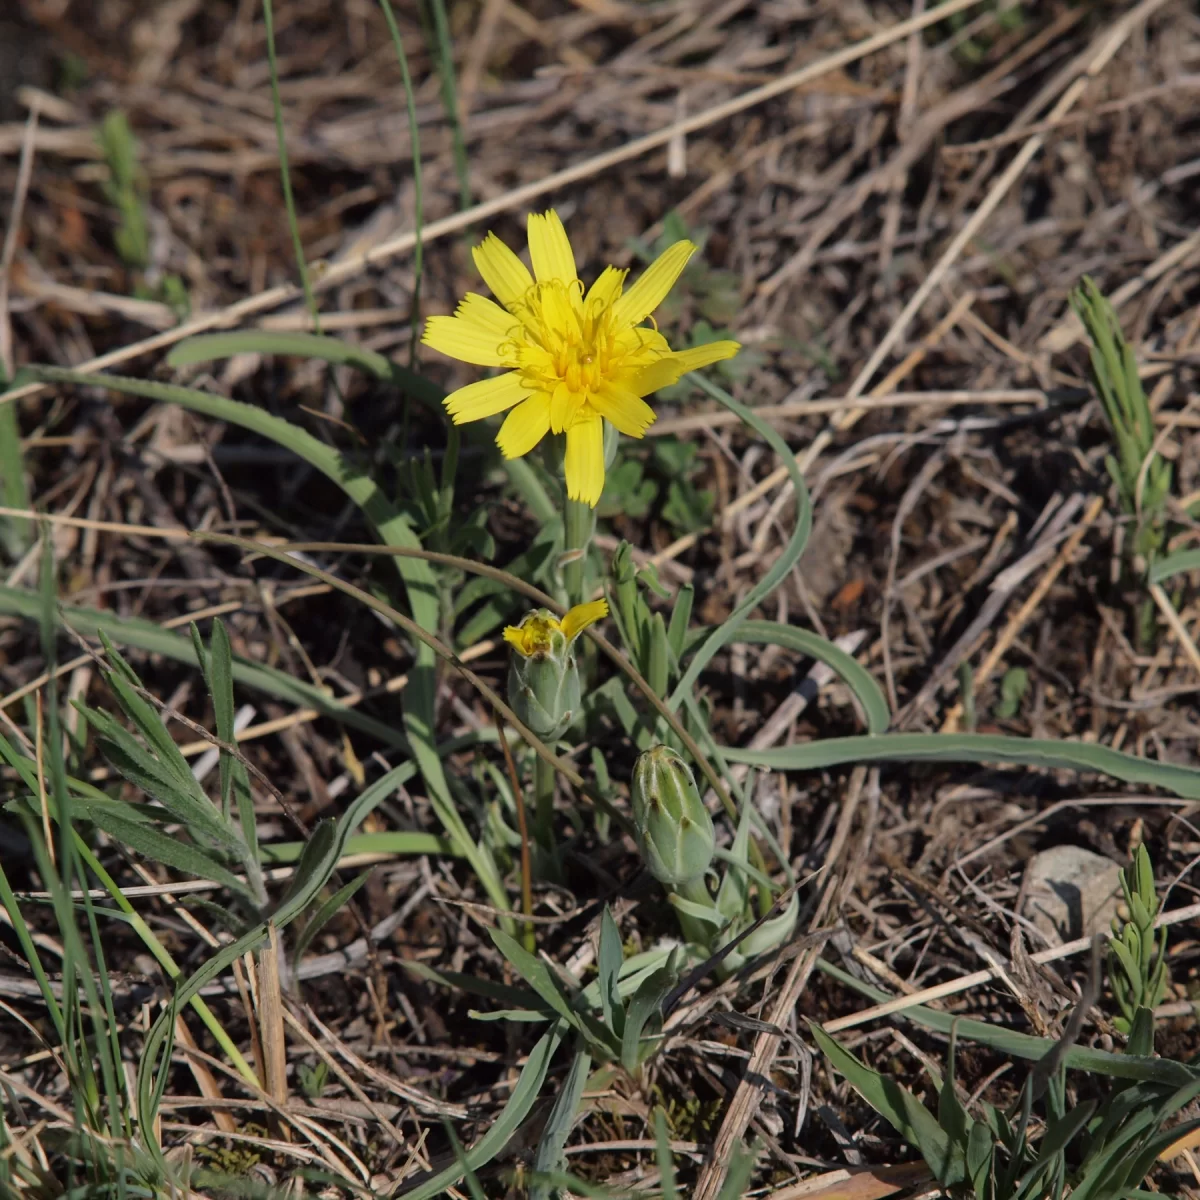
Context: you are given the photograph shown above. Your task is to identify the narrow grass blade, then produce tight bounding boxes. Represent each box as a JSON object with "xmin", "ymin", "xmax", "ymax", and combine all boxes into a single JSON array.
[
  {"xmin": 818, "ymin": 958, "xmax": 1200, "ymax": 1086},
  {"xmin": 260, "ymin": 828, "xmax": 455, "ymax": 863},
  {"xmin": 425, "ymin": 0, "xmax": 471, "ymax": 211},
  {"xmin": 1149, "ymin": 547, "xmax": 1200, "ymax": 586},
  {"xmin": 721, "ymin": 731, "xmax": 1200, "ymax": 799},
  {"xmin": 396, "ymin": 1026, "xmax": 563, "ymax": 1200},
  {"xmin": 261, "ymin": 0, "xmax": 318, "ymax": 327},
  {"xmin": 809, "ymin": 1020, "xmax": 960, "ymax": 1183},
  {"xmin": 531, "ymin": 1046, "xmax": 591, "ymax": 1200},
  {"xmin": 655, "ymin": 1109, "xmax": 679, "ymax": 1200},
  {"xmin": 194, "ymin": 620, "xmax": 258, "ymax": 876},
  {"xmin": 0, "ymin": 395, "xmax": 32, "ymax": 555},
  {"xmin": 376, "ymin": 0, "xmax": 425, "ymax": 366}
]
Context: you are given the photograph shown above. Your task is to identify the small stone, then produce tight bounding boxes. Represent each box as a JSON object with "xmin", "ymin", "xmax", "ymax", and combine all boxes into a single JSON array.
[{"xmin": 1022, "ymin": 845, "xmax": 1124, "ymax": 947}]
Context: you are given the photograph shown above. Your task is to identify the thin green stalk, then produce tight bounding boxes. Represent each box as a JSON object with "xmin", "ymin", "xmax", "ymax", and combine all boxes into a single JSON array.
[
  {"xmin": 261, "ymin": 0, "xmax": 319, "ymax": 331},
  {"xmin": 533, "ymin": 754, "xmax": 558, "ymax": 866},
  {"xmin": 562, "ymin": 498, "xmax": 594, "ymax": 608},
  {"xmin": 0, "ymin": 392, "xmax": 31, "ymax": 556},
  {"xmin": 375, "ymin": 0, "xmax": 425, "ymax": 375},
  {"xmin": 424, "ymin": 0, "xmax": 472, "ymax": 212}
]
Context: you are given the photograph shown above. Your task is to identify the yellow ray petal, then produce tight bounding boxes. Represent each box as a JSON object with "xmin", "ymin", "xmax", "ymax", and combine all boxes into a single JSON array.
[
  {"xmin": 589, "ymin": 384, "xmax": 656, "ymax": 438},
  {"xmin": 549, "ymin": 381, "xmax": 586, "ymax": 435},
  {"xmin": 527, "ymin": 210, "xmax": 577, "ymax": 285},
  {"xmin": 584, "ymin": 265, "xmax": 626, "ymax": 313},
  {"xmin": 504, "ymin": 614, "xmax": 559, "ymax": 657},
  {"xmin": 497, "ymin": 393, "xmax": 552, "ymax": 459},
  {"xmin": 626, "ymin": 357, "xmax": 684, "ymax": 397},
  {"xmin": 561, "ymin": 598, "xmax": 608, "ymax": 642},
  {"xmin": 564, "ymin": 413, "xmax": 605, "ymax": 506},
  {"xmin": 611, "ymin": 240, "xmax": 695, "ymax": 329},
  {"xmin": 537, "ymin": 280, "xmax": 579, "ymax": 340},
  {"xmin": 615, "ymin": 325, "xmax": 673, "ymax": 364},
  {"xmin": 456, "ymin": 292, "xmax": 520, "ymax": 341},
  {"xmin": 422, "ymin": 315, "xmax": 508, "ymax": 367},
  {"xmin": 444, "ymin": 372, "xmax": 531, "ymax": 423},
  {"xmin": 472, "ymin": 232, "xmax": 534, "ymax": 309},
  {"xmin": 671, "ymin": 340, "xmax": 741, "ymax": 374}
]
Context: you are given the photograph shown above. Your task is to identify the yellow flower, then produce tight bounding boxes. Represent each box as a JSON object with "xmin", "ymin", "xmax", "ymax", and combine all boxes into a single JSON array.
[
  {"xmin": 502, "ymin": 599, "xmax": 608, "ymax": 739},
  {"xmin": 502, "ymin": 598, "xmax": 608, "ymax": 658},
  {"xmin": 422, "ymin": 210, "xmax": 740, "ymax": 506}
]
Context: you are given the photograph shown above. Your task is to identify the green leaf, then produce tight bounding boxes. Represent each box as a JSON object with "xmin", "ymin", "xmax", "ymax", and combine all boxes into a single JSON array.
[
  {"xmin": 201, "ymin": 619, "xmax": 257, "ymax": 860},
  {"xmin": 489, "ymin": 927, "xmax": 592, "ymax": 1039},
  {"xmin": 621, "ymin": 960, "xmax": 676, "ymax": 1074},
  {"xmin": 721, "ymin": 731, "xmax": 1200, "ymax": 799},
  {"xmin": 259, "ymin": 827, "xmax": 453, "ymax": 863},
  {"xmin": 654, "ymin": 1109, "xmax": 680, "ymax": 1200},
  {"xmin": 404, "ymin": 958, "xmax": 548, "ymax": 1012},
  {"xmin": 937, "ymin": 1028, "xmax": 969, "ymax": 1154},
  {"xmin": 715, "ymin": 803, "xmax": 752, "ymax": 923},
  {"xmin": 273, "ymin": 818, "xmax": 338, "ymax": 925},
  {"xmin": 966, "ymin": 1121, "xmax": 993, "ymax": 1193},
  {"xmin": 666, "ymin": 584, "xmax": 694, "ymax": 661},
  {"xmin": 809, "ymin": 1021, "xmax": 962, "ymax": 1183},
  {"xmin": 597, "ymin": 907, "xmax": 623, "ymax": 1037},
  {"xmin": 83, "ymin": 707, "xmax": 239, "ymax": 851},
  {"xmin": 531, "ymin": 1046, "xmax": 590, "ymax": 1200},
  {"xmin": 1149, "ymin": 547, "xmax": 1200, "ymax": 586},
  {"xmin": 817, "ymin": 958, "xmax": 1200, "ymax": 1087},
  {"xmin": 167, "ymin": 330, "xmax": 443, "ymax": 412},
  {"xmin": 1027, "ymin": 1100, "xmax": 1095, "ymax": 1176},
  {"xmin": 398, "ymin": 1027, "xmax": 564, "ymax": 1200},
  {"xmin": 85, "ymin": 807, "xmax": 256, "ymax": 904},
  {"xmin": 292, "ymin": 870, "xmax": 371, "ymax": 964}
]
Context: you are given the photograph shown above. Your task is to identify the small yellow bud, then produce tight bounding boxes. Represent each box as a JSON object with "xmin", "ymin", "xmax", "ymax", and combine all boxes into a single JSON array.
[{"xmin": 503, "ymin": 600, "xmax": 607, "ymax": 740}]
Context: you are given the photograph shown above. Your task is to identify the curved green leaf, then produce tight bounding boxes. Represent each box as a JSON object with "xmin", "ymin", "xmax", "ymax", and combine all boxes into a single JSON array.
[
  {"xmin": 167, "ymin": 330, "xmax": 444, "ymax": 411},
  {"xmin": 730, "ymin": 620, "xmax": 888, "ymax": 733},
  {"xmin": 398, "ymin": 1026, "xmax": 563, "ymax": 1200},
  {"xmin": 721, "ymin": 732, "xmax": 1200, "ymax": 799},
  {"xmin": 1149, "ymin": 547, "xmax": 1200, "ymax": 586},
  {"xmin": 818, "ymin": 959, "xmax": 1200, "ymax": 1086}
]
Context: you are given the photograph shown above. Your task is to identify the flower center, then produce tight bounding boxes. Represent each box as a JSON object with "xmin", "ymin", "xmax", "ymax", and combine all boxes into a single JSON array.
[
  {"xmin": 515, "ymin": 280, "xmax": 618, "ymax": 400},
  {"xmin": 507, "ymin": 614, "xmax": 561, "ymax": 658}
]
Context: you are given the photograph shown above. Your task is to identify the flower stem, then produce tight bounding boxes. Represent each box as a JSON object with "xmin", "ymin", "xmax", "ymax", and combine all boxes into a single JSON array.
[
  {"xmin": 533, "ymin": 754, "xmax": 560, "ymax": 878},
  {"xmin": 562, "ymin": 498, "xmax": 594, "ymax": 608},
  {"xmin": 674, "ymin": 876, "xmax": 716, "ymax": 948}
]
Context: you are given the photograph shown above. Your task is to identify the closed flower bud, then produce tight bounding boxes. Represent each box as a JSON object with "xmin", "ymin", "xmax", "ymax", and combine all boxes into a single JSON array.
[
  {"xmin": 631, "ymin": 745, "xmax": 714, "ymax": 887},
  {"xmin": 503, "ymin": 600, "xmax": 607, "ymax": 741}
]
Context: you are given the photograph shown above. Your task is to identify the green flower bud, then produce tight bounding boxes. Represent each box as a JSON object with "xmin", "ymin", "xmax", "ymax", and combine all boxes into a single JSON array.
[
  {"xmin": 503, "ymin": 600, "xmax": 607, "ymax": 741},
  {"xmin": 631, "ymin": 745, "xmax": 715, "ymax": 887}
]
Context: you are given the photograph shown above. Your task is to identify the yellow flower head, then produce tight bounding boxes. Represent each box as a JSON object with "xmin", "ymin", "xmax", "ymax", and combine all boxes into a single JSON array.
[
  {"xmin": 422, "ymin": 211, "xmax": 740, "ymax": 506},
  {"xmin": 502, "ymin": 598, "xmax": 608, "ymax": 658}
]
